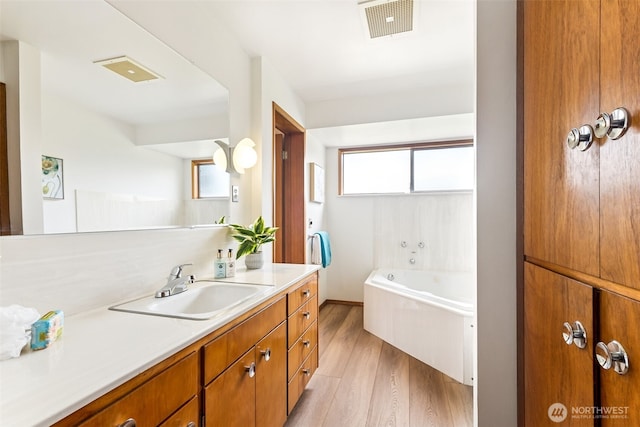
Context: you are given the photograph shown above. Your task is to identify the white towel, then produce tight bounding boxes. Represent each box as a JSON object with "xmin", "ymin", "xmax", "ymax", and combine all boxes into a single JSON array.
[{"xmin": 311, "ymin": 235, "xmax": 322, "ymax": 265}]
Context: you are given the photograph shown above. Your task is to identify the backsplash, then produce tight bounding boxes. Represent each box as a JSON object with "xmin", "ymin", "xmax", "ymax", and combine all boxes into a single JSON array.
[{"xmin": 0, "ymin": 227, "xmax": 233, "ymax": 316}]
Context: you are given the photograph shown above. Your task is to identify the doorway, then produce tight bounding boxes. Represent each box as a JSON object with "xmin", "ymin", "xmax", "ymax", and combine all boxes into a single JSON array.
[{"xmin": 272, "ymin": 103, "xmax": 306, "ymax": 264}]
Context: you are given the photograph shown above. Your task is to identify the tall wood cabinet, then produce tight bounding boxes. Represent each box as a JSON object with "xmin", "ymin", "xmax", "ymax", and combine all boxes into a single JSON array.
[{"xmin": 522, "ymin": 0, "xmax": 639, "ymax": 425}]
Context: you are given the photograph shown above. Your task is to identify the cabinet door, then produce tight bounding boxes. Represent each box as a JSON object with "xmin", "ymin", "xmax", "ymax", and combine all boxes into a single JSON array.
[
  {"xmin": 599, "ymin": 0, "xmax": 640, "ymax": 289},
  {"xmin": 205, "ymin": 348, "xmax": 256, "ymax": 427},
  {"xmin": 523, "ymin": 0, "xmax": 600, "ymax": 275},
  {"xmin": 598, "ymin": 291, "xmax": 640, "ymax": 426},
  {"xmin": 256, "ymin": 322, "xmax": 287, "ymax": 427},
  {"xmin": 524, "ymin": 263, "xmax": 594, "ymax": 426}
]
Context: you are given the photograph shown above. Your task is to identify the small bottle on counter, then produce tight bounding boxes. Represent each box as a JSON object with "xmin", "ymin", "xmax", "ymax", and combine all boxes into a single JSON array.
[
  {"xmin": 214, "ymin": 249, "xmax": 226, "ymax": 279},
  {"xmin": 226, "ymin": 249, "xmax": 236, "ymax": 277}
]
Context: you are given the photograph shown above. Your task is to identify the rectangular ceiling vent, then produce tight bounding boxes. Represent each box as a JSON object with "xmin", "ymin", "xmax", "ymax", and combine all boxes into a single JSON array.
[
  {"xmin": 94, "ymin": 56, "xmax": 162, "ymax": 83},
  {"xmin": 359, "ymin": 0, "xmax": 414, "ymax": 39}
]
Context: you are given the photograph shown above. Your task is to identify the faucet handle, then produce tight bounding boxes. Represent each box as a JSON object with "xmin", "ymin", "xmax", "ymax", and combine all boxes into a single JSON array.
[{"xmin": 170, "ymin": 263, "xmax": 193, "ymax": 279}]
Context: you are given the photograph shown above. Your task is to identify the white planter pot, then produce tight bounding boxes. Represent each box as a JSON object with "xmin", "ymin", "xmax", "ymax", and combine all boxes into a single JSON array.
[{"xmin": 245, "ymin": 252, "xmax": 264, "ymax": 269}]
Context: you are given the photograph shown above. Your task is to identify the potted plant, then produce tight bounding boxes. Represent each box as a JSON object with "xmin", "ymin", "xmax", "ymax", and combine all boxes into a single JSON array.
[{"xmin": 229, "ymin": 216, "xmax": 278, "ymax": 269}]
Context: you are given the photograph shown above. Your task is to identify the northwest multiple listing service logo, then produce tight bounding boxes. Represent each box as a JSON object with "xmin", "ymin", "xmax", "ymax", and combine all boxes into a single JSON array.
[{"xmin": 548, "ymin": 403, "xmax": 630, "ymax": 423}]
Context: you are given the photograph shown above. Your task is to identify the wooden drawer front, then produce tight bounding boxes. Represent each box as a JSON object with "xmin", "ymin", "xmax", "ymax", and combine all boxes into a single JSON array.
[
  {"xmin": 159, "ymin": 395, "xmax": 199, "ymax": 427},
  {"xmin": 287, "ymin": 320, "xmax": 318, "ymax": 381},
  {"xmin": 287, "ymin": 274, "xmax": 318, "ymax": 315},
  {"xmin": 205, "ymin": 348, "xmax": 256, "ymax": 427},
  {"xmin": 78, "ymin": 352, "xmax": 198, "ymax": 427},
  {"xmin": 287, "ymin": 347, "xmax": 318, "ymax": 414},
  {"xmin": 287, "ymin": 295, "xmax": 318, "ymax": 348},
  {"xmin": 204, "ymin": 296, "xmax": 286, "ymax": 384}
]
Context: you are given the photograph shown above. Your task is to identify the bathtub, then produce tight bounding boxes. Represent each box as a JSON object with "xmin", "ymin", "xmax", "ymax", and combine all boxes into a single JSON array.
[{"xmin": 364, "ymin": 269, "xmax": 474, "ymax": 385}]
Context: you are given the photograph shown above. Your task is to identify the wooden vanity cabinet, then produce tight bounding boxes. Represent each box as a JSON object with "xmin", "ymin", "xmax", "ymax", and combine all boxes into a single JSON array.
[
  {"xmin": 69, "ymin": 351, "xmax": 200, "ymax": 427},
  {"xmin": 286, "ymin": 274, "xmax": 319, "ymax": 414},
  {"xmin": 202, "ymin": 296, "xmax": 287, "ymax": 427},
  {"xmin": 53, "ymin": 271, "xmax": 319, "ymax": 427}
]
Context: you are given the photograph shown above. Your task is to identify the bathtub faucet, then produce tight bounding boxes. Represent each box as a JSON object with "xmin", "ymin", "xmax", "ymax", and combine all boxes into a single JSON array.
[{"xmin": 409, "ymin": 258, "xmax": 416, "ymax": 264}]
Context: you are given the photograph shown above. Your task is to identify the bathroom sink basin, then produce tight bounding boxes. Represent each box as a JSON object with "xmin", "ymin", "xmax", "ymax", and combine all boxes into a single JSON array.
[{"xmin": 110, "ymin": 283, "xmax": 270, "ymax": 320}]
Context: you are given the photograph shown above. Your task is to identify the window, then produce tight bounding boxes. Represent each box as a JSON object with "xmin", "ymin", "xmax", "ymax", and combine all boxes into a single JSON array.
[
  {"xmin": 339, "ymin": 140, "xmax": 474, "ymax": 195},
  {"xmin": 191, "ymin": 159, "xmax": 230, "ymax": 199}
]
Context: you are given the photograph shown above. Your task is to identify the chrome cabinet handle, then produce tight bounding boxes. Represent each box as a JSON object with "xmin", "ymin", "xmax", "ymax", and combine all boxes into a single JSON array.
[
  {"xmin": 245, "ymin": 362, "xmax": 256, "ymax": 378},
  {"xmin": 187, "ymin": 423, "xmax": 196, "ymax": 427},
  {"xmin": 302, "ymin": 289, "xmax": 311, "ymax": 298},
  {"xmin": 303, "ymin": 340, "xmax": 311, "ymax": 348},
  {"xmin": 594, "ymin": 107, "xmax": 630, "ymax": 140},
  {"xmin": 302, "ymin": 368, "xmax": 311, "ymax": 375},
  {"xmin": 260, "ymin": 348, "xmax": 271, "ymax": 361},
  {"xmin": 567, "ymin": 125, "xmax": 594, "ymax": 151},
  {"xmin": 562, "ymin": 321, "xmax": 587, "ymax": 349},
  {"xmin": 119, "ymin": 419, "xmax": 136, "ymax": 427},
  {"xmin": 596, "ymin": 340, "xmax": 629, "ymax": 375},
  {"xmin": 302, "ymin": 311, "xmax": 311, "ymax": 319}
]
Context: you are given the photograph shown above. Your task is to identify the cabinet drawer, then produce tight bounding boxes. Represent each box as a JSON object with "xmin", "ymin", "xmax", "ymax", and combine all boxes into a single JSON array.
[
  {"xmin": 287, "ymin": 320, "xmax": 317, "ymax": 381},
  {"xmin": 204, "ymin": 296, "xmax": 286, "ymax": 384},
  {"xmin": 287, "ymin": 347, "xmax": 318, "ymax": 414},
  {"xmin": 78, "ymin": 352, "xmax": 198, "ymax": 427},
  {"xmin": 287, "ymin": 274, "xmax": 318, "ymax": 315},
  {"xmin": 159, "ymin": 395, "xmax": 199, "ymax": 427},
  {"xmin": 287, "ymin": 295, "xmax": 318, "ymax": 348}
]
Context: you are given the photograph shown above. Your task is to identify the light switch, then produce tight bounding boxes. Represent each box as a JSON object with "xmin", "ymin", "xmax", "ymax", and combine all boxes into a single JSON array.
[{"xmin": 232, "ymin": 185, "xmax": 239, "ymax": 202}]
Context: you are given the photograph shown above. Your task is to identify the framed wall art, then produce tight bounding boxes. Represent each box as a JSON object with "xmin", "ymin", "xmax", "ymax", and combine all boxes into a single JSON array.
[
  {"xmin": 42, "ymin": 155, "xmax": 64, "ymax": 199},
  {"xmin": 310, "ymin": 162, "xmax": 324, "ymax": 203}
]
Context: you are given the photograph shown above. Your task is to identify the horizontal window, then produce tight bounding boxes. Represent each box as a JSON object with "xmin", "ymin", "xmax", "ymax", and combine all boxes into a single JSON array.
[{"xmin": 339, "ymin": 140, "xmax": 474, "ymax": 195}]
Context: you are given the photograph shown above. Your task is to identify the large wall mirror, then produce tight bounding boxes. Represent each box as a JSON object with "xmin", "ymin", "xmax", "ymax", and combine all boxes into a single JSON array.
[{"xmin": 0, "ymin": 0, "xmax": 230, "ymax": 235}]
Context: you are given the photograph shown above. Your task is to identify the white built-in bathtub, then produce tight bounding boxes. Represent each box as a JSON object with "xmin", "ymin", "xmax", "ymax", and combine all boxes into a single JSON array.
[{"xmin": 364, "ymin": 269, "xmax": 475, "ymax": 385}]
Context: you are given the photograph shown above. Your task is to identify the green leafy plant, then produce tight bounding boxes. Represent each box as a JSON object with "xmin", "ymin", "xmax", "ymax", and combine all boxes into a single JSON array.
[{"xmin": 229, "ymin": 216, "xmax": 278, "ymax": 259}]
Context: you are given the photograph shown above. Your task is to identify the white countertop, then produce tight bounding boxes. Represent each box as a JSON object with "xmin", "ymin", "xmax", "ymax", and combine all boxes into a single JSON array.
[{"xmin": 0, "ymin": 263, "xmax": 320, "ymax": 427}]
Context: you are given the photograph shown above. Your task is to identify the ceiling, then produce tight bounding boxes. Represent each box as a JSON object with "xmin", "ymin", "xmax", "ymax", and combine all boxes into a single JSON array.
[{"xmin": 174, "ymin": 0, "xmax": 475, "ymax": 104}]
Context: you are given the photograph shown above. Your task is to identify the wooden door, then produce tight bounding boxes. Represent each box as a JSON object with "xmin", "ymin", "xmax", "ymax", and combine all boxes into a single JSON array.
[
  {"xmin": 255, "ymin": 322, "xmax": 287, "ymax": 427},
  {"xmin": 205, "ymin": 348, "xmax": 256, "ymax": 427},
  {"xmin": 598, "ymin": 291, "xmax": 640, "ymax": 426},
  {"xmin": 272, "ymin": 103, "xmax": 306, "ymax": 264},
  {"xmin": 599, "ymin": 0, "xmax": 640, "ymax": 289},
  {"xmin": 524, "ymin": 263, "xmax": 594, "ymax": 426},
  {"xmin": 523, "ymin": 0, "xmax": 600, "ymax": 275}
]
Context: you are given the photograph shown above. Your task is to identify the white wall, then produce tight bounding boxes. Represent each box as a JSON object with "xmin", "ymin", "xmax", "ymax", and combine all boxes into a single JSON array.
[
  {"xmin": 41, "ymin": 93, "xmax": 185, "ymax": 233},
  {"xmin": 475, "ymin": 1, "xmax": 517, "ymax": 426}
]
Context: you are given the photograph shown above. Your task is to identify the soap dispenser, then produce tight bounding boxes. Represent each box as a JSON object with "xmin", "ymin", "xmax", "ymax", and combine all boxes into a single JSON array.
[
  {"xmin": 226, "ymin": 249, "xmax": 236, "ymax": 277},
  {"xmin": 214, "ymin": 249, "xmax": 226, "ymax": 279}
]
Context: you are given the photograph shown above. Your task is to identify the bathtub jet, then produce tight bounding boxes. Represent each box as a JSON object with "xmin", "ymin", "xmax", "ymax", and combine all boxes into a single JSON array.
[{"xmin": 364, "ymin": 269, "xmax": 475, "ymax": 386}]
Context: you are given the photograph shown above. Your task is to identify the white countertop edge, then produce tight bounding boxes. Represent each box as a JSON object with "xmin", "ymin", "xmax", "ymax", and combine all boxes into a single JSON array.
[{"xmin": 0, "ymin": 263, "xmax": 320, "ymax": 427}]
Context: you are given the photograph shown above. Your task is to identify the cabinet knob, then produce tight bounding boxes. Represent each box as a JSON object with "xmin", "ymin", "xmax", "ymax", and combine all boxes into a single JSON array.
[
  {"xmin": 302, "ymin": 289, "xmax": 311, "ymax": 298},
  {"xmin": 302, "ymin": 368, "xmax": 311, "ymax": 376},
  {"xmin": 302, "ymin": 311, "xmax": 311, "ymax": 319},
  {"xmin": 594, "ymin": 107, "xmax": 630, "ymax": 140},
  {"xmin": 245, "ymin": 362, "xmax": 256, "ymax": 378},
  {"xmin": 118, "ymin": 419, "xmax": 137, "ymax": 427},
  {"xmin": 260, "ymin": 348, "xmax": 271, "ymax": 361},
  {"xmin": 186, "ymin": 423, "xmax": 196, "ymax": 427},
  {"xmin": 596, "ymin": 340, "xmax": 629, "ymax": 375},
  {"xmin": 567, "ymin": 125, "xmax": 594, "ymax": 151},
  {"xmin": 562, "ymin": 321, "xmax": 587, "ymax": 349},
  {"xmin": 303, "ymin": 340, "xmax": 311, "ymax": 348}
]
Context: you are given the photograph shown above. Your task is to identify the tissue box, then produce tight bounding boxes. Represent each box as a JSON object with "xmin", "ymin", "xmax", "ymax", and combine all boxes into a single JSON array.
[{"xmin": 30, "ymin": 310, "xmax": 64, "ymax": 350}]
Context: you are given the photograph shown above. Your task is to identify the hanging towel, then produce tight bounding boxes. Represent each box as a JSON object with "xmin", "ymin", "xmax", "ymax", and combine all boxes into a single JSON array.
[
  {"xmin": 311, "ymin": 235, "xmax": 322, "ymax": 265},
  {"xmin": 315, "ymin": 231, "xmax": 332, "ymax": 268}
]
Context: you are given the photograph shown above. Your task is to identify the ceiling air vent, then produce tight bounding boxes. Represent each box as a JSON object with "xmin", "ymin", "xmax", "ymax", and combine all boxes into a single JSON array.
[
  {"xmin": 94, "ymin": 56, "xmax": 162, "ymax": 83},
  {"xmin": 359, "ymin": 0, "xmax": 414, "ymax": 39}
]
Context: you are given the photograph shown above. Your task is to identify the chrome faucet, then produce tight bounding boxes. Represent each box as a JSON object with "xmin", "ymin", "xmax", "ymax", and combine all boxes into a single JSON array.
[{"xmin": 155, "ymin": 263, "xmax": 195, "ymax": 298}]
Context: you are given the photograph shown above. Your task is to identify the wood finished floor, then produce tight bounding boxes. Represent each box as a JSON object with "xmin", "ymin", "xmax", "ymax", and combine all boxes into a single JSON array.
[{"xmin": 285, "ymin": 303, "xmax": 473, "ymax": 427}]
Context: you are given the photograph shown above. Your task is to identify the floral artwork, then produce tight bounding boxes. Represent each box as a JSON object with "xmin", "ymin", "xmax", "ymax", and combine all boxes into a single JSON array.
[{"xmin": 42, "ymin": 155, "xmax": 64, "ymax": 199}]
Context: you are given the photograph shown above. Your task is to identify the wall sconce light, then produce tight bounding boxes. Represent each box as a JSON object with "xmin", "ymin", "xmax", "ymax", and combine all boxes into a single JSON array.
[{"xmin": 213, "ymin": 138, "xmax": 258, "ymax": 174}]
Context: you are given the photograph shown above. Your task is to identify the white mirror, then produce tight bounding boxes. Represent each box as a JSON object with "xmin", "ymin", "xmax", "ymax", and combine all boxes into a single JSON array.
[{"xmin": 0, "ymin": 0, "xmax": 230, "ymax": 234}]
